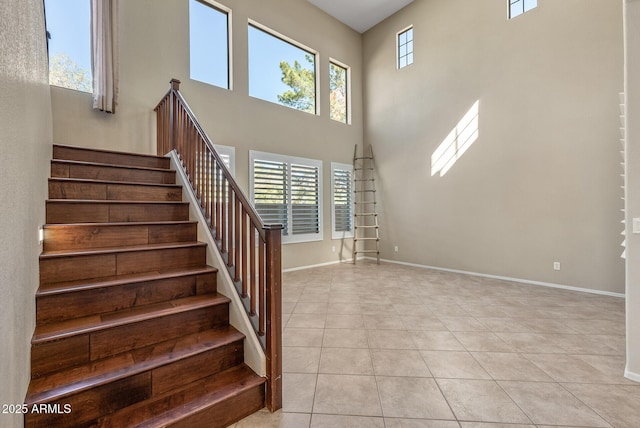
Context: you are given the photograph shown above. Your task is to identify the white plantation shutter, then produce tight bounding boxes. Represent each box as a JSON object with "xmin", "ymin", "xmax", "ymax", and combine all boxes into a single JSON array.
[
  {"xmin": 331, "ymin": 163, "xmax": 354, "ymax": 239},
  {"xmin": 250, "ymin": 151, "xmax": 323, "ymax": 243}
]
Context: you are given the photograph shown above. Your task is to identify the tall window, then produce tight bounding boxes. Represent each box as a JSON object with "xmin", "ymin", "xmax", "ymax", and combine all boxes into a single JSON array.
[
  {"xmin": 250, "ymin": 151, "xmax": 323, "ymax": 244},
  {"xmin": 331, "ymin": 163, "xmax": 354, "ymax": 239},
  {"xmin": 44, "ymin": 0, "xmax": 92, "ymax": 92},
  {"xmin": 213, "ymin": 144, "xmax": 235, "ymax": 176},
  {"xmin": 330, "ymin": 61, "xmax": 349, "ymax": 124},
  {"xmin": 248, "ymin": 22, "xmax": 318, "ymax": 114},
  {"xmin": 189, "ymin": 0, "xmax": 231, "ymax": 89},
  {"xmin": 509, "ymin": 0, "xmax": 537, "ymax": 19},
  {"xmin": 397, "ymin": 26, "xmax": 414, "ymax": 69}
]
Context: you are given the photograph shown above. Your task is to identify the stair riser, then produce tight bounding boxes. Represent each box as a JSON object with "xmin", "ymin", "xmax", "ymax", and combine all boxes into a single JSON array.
[
  {"xmin": 52, "ymin": 162, "xmax": 176, "ymax": 184},
  {"xmin": 37, "ymin": 272, "xmax": 217, "ymax": 324},
  {"xmin": 40, "ymin": 246, "xmax": 206, "ymax": 283},
  {"xmin": 54, "ymin": 145, "xmax": 170, "ymax": 169},
  {"xmin": 25, "ymin": 373, "xmax": 152, "ymax": 428},
  {"xmin": 43, "ymin": 223, "xmax": 197, "ymax": 252},
  {"xmin": 49, "ymin": 181, "xmax": 182, "ymax": 202},
  {"xmin": 46, "ymin": 202, "xmax": 190, "ymax": 224},
  {"xmin": 31, "ymin": 305, "xmax": 230, "ymax": 377}
]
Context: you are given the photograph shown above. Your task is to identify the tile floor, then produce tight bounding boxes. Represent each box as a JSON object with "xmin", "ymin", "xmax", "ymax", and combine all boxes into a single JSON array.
[{"xmin": 231, "ymin": 261, "xmax": 638, "ymax": 428}]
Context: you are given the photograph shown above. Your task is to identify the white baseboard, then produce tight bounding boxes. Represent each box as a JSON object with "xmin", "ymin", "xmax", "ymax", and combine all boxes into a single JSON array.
[
  {"xmin": 624, "ymin": 367, "xmax": 640, "ymax": 383},
  {"xmin": 283, "ymin": 257, "xmax": 358, "ymax": 273},
  {"xmin": 357, "ymin": 257, "xmax": 626, "ymax": 299}
]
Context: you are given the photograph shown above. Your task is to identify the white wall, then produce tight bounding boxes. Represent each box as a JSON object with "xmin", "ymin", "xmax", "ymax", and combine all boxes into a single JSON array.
[
  {"xmin": 624, "ymin": 0, "xmax": 640, "ymax": 381},
  {"xmin": 363, "ymin": 0, "xmax": 625, "ymax": 293},
  {"xmin": 50, "ymin": 0, "xmax": 363, "ymax": 270},
  {"xmin": 0, "ymin": 0, "xmax": 53, "ymax": 427}
]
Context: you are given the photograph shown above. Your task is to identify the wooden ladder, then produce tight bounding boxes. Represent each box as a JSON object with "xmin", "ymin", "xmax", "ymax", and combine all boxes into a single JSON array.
[{"xmin": 352, "ymin": 144, "xmax": 380, "ymax": 264}]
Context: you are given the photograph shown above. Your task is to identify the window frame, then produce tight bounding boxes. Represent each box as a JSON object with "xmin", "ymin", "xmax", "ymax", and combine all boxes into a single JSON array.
[
  {"xmin": 331, "ymin": 162, "xmax": 354, "ymax": 240},
  {"xmin": 248, "ymin": 20, "xmax": 320, "ymax": 115},
  {"xmin": 397, "ymin": 25, "xmax": 414, "ymax": 70},
  {"xmin": 508, "ymin": 0, "xmax": 537, "ymax": 19},
  {"xmin": 329, "ymin": 59, "xmax": 351, "ymax": 125},
  {"xmin": 213, "ymin": 144, "xmax": 235, "ymax": 176},
  {"xmin": 249, "ymin": 150, "xmax": 323, "ymax": 244},
  {"xmin": 189, "ymin": 0, "xmax": 233, "ymax": 90}
]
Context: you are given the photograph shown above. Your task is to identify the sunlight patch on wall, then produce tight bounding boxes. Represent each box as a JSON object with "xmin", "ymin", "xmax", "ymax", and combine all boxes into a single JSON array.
[{"xmin": 431, "ymin": 100, "xmax": 480, "ymax": 177}]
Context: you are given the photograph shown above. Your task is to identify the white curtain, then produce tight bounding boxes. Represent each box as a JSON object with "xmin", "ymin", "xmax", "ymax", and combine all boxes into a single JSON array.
[{"xmin": 91, "ymin": 0, "xmax": 118, "ymax": 113}]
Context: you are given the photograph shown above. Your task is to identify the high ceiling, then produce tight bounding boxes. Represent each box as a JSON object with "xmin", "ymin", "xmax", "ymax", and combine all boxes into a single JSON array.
[{"xmin": 307, "ymin": 0, "xmax": 414, "ymax": 33}]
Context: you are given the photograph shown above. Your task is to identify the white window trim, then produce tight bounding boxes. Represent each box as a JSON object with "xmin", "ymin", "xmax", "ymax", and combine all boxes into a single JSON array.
[
  {"xmin": 396, "ymin": 25, "xmax": 414, "ymax": 70},
  {"xmin": 508, "ymin": 0, "xmax": 537, "ymax": 19},
  {"xmin": 329, "ymin": 58, "xmax": 351, "ymax": 125},
  {"xmin": 331, "ymin": 162, "xmax": 354, "ymax": 240},
  {"xmin": 249, "ymin": 150, "xmax": 323, "ymax": 244},
  {"xmin": 213, "ymin": 144, "xmax": 235, "ymax": 177},
  {"xmin": 189, "ymin": 0, "xmax": 233, "ymax": 90},
  {"xmin": 248, "ymin": 19, "xmax": 320, "ymax": 116}
]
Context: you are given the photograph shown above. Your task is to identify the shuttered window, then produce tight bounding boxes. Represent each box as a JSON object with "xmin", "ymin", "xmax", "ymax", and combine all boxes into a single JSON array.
[
  {"xmin": 250, "ymin": 151, "xmax": 323, "ymax": 243},
  {"xmin": 331, "ymin": 163, "xmax": 354, "ymax": 239}
]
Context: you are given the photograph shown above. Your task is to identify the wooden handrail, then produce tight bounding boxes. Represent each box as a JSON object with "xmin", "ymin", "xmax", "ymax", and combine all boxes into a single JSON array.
[{"xmin": 154, "ymin": 78, "xmax": 282, "ymax": 411}]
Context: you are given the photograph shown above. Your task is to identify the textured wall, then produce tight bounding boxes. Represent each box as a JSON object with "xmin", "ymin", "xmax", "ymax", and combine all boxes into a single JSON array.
[
  {"xmin": 50, "ymin": 0, "xmax": 363, "ymax": 270},
  {"xmin": 363, "ymin": 0, "xmax": 625, "ymax": 293},
  {"xmin": 0, "ymin": 0, "xmax": 53, "ymax": 426}
]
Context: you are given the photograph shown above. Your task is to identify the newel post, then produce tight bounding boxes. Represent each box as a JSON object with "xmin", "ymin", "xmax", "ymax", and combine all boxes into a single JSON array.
[
  {"xmin": 169, "ymin": 79, "xmax": 181, "ymax": 152},
  {"xmin": 264, "ymin": 225, "xmax": 282, "ymax": 411}
]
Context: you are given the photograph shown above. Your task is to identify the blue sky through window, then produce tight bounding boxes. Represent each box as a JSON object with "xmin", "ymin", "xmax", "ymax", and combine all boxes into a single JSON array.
[
  {"xmin": 190, "ymin": 0, "xmax": 229, "ymax": 89},
  {"xmin": 248, "ymin": 25, "xmax": 315, "ymax": 110},
  {"xmin": 45, "ymin": 0, "xmax": 92, "ymax": 75}
]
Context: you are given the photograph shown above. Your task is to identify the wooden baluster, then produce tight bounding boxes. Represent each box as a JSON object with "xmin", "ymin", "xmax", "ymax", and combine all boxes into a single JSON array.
[
  {"xmin": 221, "ymin": 175, "xmax": 227, "ymax": 254},
  {"xmin": 258, "ymin": 238, "xmax": 265, "ymax": 336},
  {"xmin": 265, "ymin": 226, "xmax": 282, "ymax": 411},
  {"xmin": 234, "ymin": 196, "xmax": 241, "ymax": 282},
  {"xmin": 227, "ymin": 188, "xmax": 233, "ymax": 267},
  {"xmin": 250, "ymin": 225, "xmax": 256, "ymax": 315},
  {"xmin": 241, "ymin": 209, "xmax": 247, "ymax": 296}
]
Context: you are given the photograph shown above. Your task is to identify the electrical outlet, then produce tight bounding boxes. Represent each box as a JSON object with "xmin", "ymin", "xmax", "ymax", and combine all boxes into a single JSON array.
[
  {"xmin": 332, "ymin": 246, "xmax": 336, "ymax": 252},
  {"xmin": 553, "ymin": 262, "xmax": 561, "ymax": 271},
  {"xmin": 394, "ymin": 246, "xmax": 399, "ymax": 252}
]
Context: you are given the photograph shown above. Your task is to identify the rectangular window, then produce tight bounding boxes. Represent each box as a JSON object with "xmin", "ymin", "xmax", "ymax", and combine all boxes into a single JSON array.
[
  {"xmin": 250, "ymin": 151, "xmax": 323, "ymax": 244},
  {"xmin": 44, "ymin": 0, "xmax": 92, "ymax": 92},
  {"xmin": 509, "ymin": 0, "xmax": 537, "ymax": 19},
  {"xmin": 331, "ymin": 163, "xmax": 354, "ymax": 239},
  {"xmin": 248, "ymin": 22, "xmax": 318, "ymax": 115},
  {"xmin": 329, "ymin": 61, "xmax": 349, "ymax": 124},
  {"xmin": 189, "ymin": 0, "xmax": 231, "ymax": 89},
  {"xmin": 397, "ymin": 26, "xmax": 414, "ymax": 69},
  {"xmin": 213, "ymin": 144, "xmax": 235, "ymax": 176}
]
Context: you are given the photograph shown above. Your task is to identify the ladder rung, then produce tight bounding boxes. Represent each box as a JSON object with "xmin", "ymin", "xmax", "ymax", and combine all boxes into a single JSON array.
[
  {"xmin": 354, "ymin": 167, "xmax": 374, "ymax": 171},
  {"xmin": 355, "ymin": 189, "xmax": 376, "ymax": 193},
  {"xmin": 355, "ymin": 179, "xmax": 375, "ymax": 181},
  {"xmin": 354, "ymin": 201, "xmax": 377, "ymax": 204},
  {"xmin": 355, "ymin": 225, "xmax": 378, "ymax": 229},
  {"xmin": 354, "ymin": 237, "xmax": 379, "ymax": 241},
  {"xmin": 354, "ymin": 156, "xmax": 373, "ymax": 160},
  {"xmin": 354, "ymin": 250, "xmax": 379, "ymax": 254},
  {"xmin": 355, "ymin": 213, "xmax": 377, "ymax": 216}
]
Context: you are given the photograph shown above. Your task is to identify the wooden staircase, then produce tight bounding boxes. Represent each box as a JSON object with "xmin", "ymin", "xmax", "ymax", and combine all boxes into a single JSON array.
[{"xmin": 25, "ymin": 145, "xmax": 265, "ymax": 427}]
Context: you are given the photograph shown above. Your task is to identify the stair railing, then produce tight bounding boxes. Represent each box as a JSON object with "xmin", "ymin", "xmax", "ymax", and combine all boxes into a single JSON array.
[{"xmin": 155, "ymin": 79, "xmax": 282, "ymax": 411}]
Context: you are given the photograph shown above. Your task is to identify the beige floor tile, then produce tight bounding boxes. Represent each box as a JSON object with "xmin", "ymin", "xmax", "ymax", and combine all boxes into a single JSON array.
[
  {"xmin": 563, "ymin": 383, "xmax": 640, "ymax": 428},
  {"xmin": 287, "ymin": 313, "xmax": 327, "ymax": 329},
  {"xmin": 294, "ymin": 302, "xmax": 329, "ymax": 314},
  {"xmin": 543, "ymin": 333, "xmax": 619, "ymax": 355},
  {"xmin": 364, "ymin": 314, "xmax": 406, "ymax": 330},
  {"xmin": 313, "ymin": 374, "xmax": 382, "ymax": 416},
  {"xmin": 522, "ymin": 353, "xmax": 615, "ymax": 383},
  {"xmin": 400, "ymin": 315, "xmax": 448, "ymax": 331},
  {"xmin": 282, "ymin": 373, "xmax": 317, "ymax": 413},
  {"xmin": 471, "ymin": 352, "xmax": 553, "ymax": 381},
  {"xmin": 386, "ymin": 419, "xmax": 461, "ymax": 427},
  {"xmin": 499, "ymin": 381, "xmax": 611, "ymax": 427},
  {"xmin": 437, "ymin": 379, "xmax": 531, "ymax": 424},
  {"xmin": 377, "ymin": 376, "xmax": 455, "ymax": 419},
  {"xmin": 327, "ymin": 302, "xmax": 362, "ymax": 314},
  {"xmin": 393, "ymin": 304, "xmax": 436, "ymax": 316},
  {"xmin": 234, "ymin": 409, "xmax": 311, "ymax": 428},
  {"xmin": 459, "ymin": 423, "xmax": 535, "ymax": 428},
  {"xmin": 282, "ymin": 301, "xmax": 297, "ymax": 314},
  {"xmin": 367, "ymin": 330, "xmax": 417, "ymax": 349},
  {"xmin": 371, "ymin": 349, "xmax": 432, "ymax": 377},
  {"xmin": 325, "ymin": 314, "xmax": 364, "ymax": 329},
  {"xmin": 518, "ymin": 318, "xmax": 580, "ymax": 334},
  {"xmin": 283, "ymin": 328, "xmax": 324, "ymax": 347},
  {"xmin": 310, "ymin": 414, "xmax": 385, "ymax": 428},
  {"xmin": 319, "ymin": 348, "xmax": 374, "ymax": 375},
  {"xmin": 494, "ymin": 332, "xmax": 566, "ymax": 353},
  {"xmin": 421, "ymin": 351, "xmax": 490, "ymax": 379},
  {"xmin": 573, "ymin": 354, "xmax": 636, "ymax": 384},
  {"xmin": 411, "ymin": 331, "xmax": 466, "ymax": 351},
  {"xmin": 283, "ymin": 347, "xmax": 321, "ymax": 374},
  {"xmin": 322, "ymin": 328, "xmax": 368, "ymax": 348},
  {"xmin": 438, "ymin": 316, "xmax": 488, "ymax": 332},
  {"xmin": 453, "ymin": 332, "xmax": 514, "ymax": 352},
  {"xmin": 475, "ymin": 317, "xmax": 532, "ymax": 333}
]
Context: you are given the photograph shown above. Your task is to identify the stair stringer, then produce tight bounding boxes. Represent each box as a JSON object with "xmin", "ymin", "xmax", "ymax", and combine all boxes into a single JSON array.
[{"xmin": 169, "ymin": 151, "xmax": 266, "ymax": 377}]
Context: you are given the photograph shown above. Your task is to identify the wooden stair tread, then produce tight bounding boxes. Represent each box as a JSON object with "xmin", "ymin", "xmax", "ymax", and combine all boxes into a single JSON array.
[
  {"xmin": 51, "ymin": 158, "xmax": 173, "ymax": 173},
  {"xmin": 104, "ymin": 364, "xmax": 265, "ymax": 428},
  {"xmin": 38, "ymin": 266, "xmax": 217, "ymax": 296},
  {"xmin": 54, "ymin": 144, "xmax": 170, "ymax": 163},
  {"xmin": 40, "ymin": 241, "xmax": 206, "ymax": 259},
  {"xmin": 47, "ymin": 199, "xmax": 188, "ymax": 205},
  {"xmin": 26, "ymin": 326, "xmax": 244, "ymax": 404},
  {"xmin": 49, "ymin": 177, "xmax": 183, "ymax": 188},
  {"xmin": 43, "ymin": 220, "xmax": 197, "ymax": 230},
  {"xmin": 32, "ymin": 294, "xmax": 230, "ymax": 344}
]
